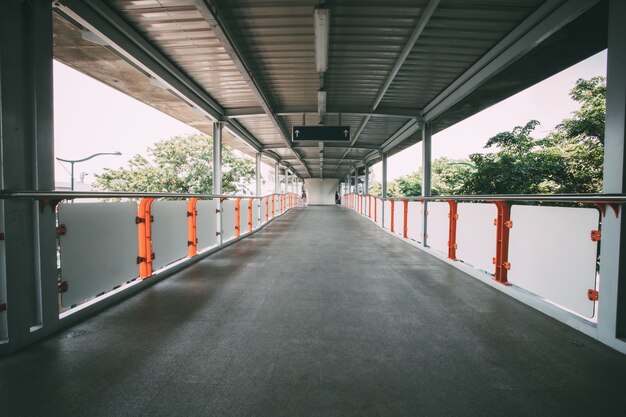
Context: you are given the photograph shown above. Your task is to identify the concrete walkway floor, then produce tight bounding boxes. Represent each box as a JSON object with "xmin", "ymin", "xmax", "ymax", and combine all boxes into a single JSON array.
[{"xmin": 2, "ymin": 206, "xmax": 626, "ymax": 417}]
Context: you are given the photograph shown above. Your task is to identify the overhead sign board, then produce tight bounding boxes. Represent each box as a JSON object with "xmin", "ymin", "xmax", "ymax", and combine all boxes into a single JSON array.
[{"xmin": 292, "ymin": 126, "xmax": 351, "ymax": 141}]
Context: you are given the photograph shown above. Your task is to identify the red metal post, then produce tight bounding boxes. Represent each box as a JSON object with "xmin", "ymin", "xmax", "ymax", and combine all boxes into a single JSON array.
[
  {"xmin": 235, "ymin": 198, "xmax": 241, "ymax": 237},
  {"xmin": 137, "ymin": 197, "xmax": 155, "ymax": 279},
  {"xmin": 493, "ymin": 200, "xmax": 512, "ymax": 285},
  {"xmin": 187, "ymin": 198, "xmax": 199, "ymax": 257},
  {"xmin": 403, "ymin": 200, "xmax": 409, "ymax": 239},
  {"xmin": 447, "ymin": 200, "xmax": 458, "ymax": 260},
  {"xmin": 390, "ymin": 200, "xmax": 395, "ymax": 232}
]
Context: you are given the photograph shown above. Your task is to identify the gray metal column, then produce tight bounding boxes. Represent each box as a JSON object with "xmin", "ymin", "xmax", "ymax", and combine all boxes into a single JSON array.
[
  {"xmin": 255, "ymin": 152, "xmax": 262, "ymax": 196},
  {"xmin": 381, "ymin": 152, "xmax": 388, "ymax": 227},
  {"xmin": 421, "ymin": 122, "xmax": 432, "ymax": 245},
  {"xmin": 364, "ymin": 161, "xmax": 369, "ymax": 195},
  {"xmin": 0, "ymin": 0, "xmax": 58, "ymax": 354},
  {"xmin": 274, "ymin": 163, "xmax": 280, "ymax": 193},
  {"xmin": 598, "ymin": 0, "xmax": 626, "ymax": 352},
  {"xmin": 354, "ymin": 169, "xmax": 358, "ymax": 195},
  {"xmin": 213, "ymin": 122, "xmax": 223, "ymax": 195},
  {"xmin": 213, "ymin": 122, "xmax": 223, "ymax": 245}
]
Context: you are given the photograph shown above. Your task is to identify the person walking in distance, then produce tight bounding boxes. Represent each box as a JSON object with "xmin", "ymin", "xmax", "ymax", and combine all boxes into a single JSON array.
[{"xmin": 301, "ymin": 187, "xmax": 307, "ymax": 206}]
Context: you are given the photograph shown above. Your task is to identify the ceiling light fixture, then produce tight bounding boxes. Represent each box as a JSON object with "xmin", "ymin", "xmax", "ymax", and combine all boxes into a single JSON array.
[
  {"xmin": 317, "ymin": 89, "xmax": 327, "ymax": 120},
  {"xmin": 314, "ymin": 7, "xmax": 330, "ymax": 73}
]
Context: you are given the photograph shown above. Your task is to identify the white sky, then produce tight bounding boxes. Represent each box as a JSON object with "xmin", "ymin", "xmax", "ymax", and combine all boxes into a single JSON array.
[{"xmin": 54, "ymin": 49, "xmax": 607, "ymax": 186}]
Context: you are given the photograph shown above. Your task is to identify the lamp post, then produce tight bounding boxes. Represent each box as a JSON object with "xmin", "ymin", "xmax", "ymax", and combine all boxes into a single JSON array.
[{"xmin": 56, "ymin": 151, "xmax": 122, "ymax": 191}]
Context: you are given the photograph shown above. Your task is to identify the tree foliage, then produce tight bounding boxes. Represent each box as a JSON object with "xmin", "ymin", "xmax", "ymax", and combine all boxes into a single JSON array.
[
  {"xmin": 367, "ymin": 76, "xmax": 605, "ymax": 196},
  {"xmin": 93, "ymin": 133, "xmax": 255, "ymax": 194},
  {"xmin": 463, "ymin": 77, "xmax": 605, "ymax": 194}
]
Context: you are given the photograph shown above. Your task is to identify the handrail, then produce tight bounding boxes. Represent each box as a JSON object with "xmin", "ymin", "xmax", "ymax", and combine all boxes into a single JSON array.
[
  {"xmin": 0, "ymin": 190, "xmax": 292, "ymax": 200},
  {"xmin": 352, "ymin": 193, "xmax": 626, "ymax": 203}
]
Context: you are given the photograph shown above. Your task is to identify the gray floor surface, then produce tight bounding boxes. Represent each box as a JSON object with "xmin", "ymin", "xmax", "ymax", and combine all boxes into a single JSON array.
[{"xmin": 2, "ymin": 206, "xmax": 626, "ymax": 417}]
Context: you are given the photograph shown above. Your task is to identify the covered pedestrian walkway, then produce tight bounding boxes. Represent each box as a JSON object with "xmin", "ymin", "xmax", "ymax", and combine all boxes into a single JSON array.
[{"xmin": 2, "ymin": 206, "xmax": 626, "ymax": 417}]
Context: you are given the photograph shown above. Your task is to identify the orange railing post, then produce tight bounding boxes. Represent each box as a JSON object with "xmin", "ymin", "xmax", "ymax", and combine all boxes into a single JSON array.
[
  {"xmin": 187, "ymin": 198, "xmax": 199, "ymax": 257},
  {"xmin": 374, "ymin": 197, "xmax": 377, "ymax": 223},
  {"xmin": 235, "ymin": 198, "xmax": 241, "ymax": 237},
  {"xmin": 403, "ymin": 199, "xmax": 409, "ymax": 239},
  {"xmin": 248, "ymin": 198, "xmax": 253, "ymax": 232},
  {"xmin": 271, "ymin": 194, "xmax": 275, "ymax": 218},
  {"xmin": 493, "ymin": 200, "xmax": 512, "ymax": 285},
  {"xmin": 137, "ymin": 197, "xmax": 155, "ymax": 279},
  {"xmin": 447, "ymin": 200, "xmax": 458, "ymax": 260},
  {"xmin": 266, "ymin": 197, "xmax": 269, "ymax": 222}
]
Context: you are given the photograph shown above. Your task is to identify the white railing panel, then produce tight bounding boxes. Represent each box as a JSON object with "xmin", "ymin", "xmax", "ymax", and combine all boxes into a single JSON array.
[
  {"xmin": 425, "ymin": 202, "xmax": 449, "ymax": 254},
  {"xmin": 0, "ymin": 204, "xmax": 7, "ymax": 340},
  {"xmin": 456, "ymin": 203, "xmax": 497, "ymax": 273},
  {"xmin": 58, "ymin": 202, "xmax": 138, "ymax": 308},
  {"xmin": 508, "ymin": 205, "xmax": 599, "ymax": 318},
  {"xmin": 196, "ymin": 200, "xmax": 217, "ymax": 250},
  {"xmin": 239, "ymin": 199, "xmax": 250, "ymax": 235},
  {"xmin": 222, "ymin": 199, "xmax": 237, "ymax": 241},
  {"xmin": 260, "ymin": 197, "xmax": 267, "ymax": 225},
  {"xmin": 383, "ymin": 200, "xmax": 392, "ymax": 230},
  {"xmin": 151, "ymin": 201, "xmax": 189, "ymax": 271},
  {"xmin": 407, "ymin": 201, "xmax": 423, "ymax": 243},
  {"xmin": 274, "ymin": 195, "xmax": 280, "ymax": 216},
  {"xmin": 252, "ymin": 198, "xmax": 260, "ymax": 229},
  {"xmin": 375, "ymin": 198, "xmax": 383, "ymax": 226},
  {"xmin": 393, "ymin": 200, "xmax": 405, "ymax": 237}
]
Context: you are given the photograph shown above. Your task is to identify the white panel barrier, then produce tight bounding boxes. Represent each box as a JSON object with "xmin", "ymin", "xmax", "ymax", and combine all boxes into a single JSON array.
[
  {"xmin": 151, "ymin": 201, "xmax": 189, "ymax": 271},
  {"xmin": 222, "ymin": 199, "xmax": 236, "ymax": 241},
  {"xmin": 197, "ymin": 200, "xmax": 217, "ymax": 251},
  {"xmin": 407, "ymin": 201, "xmax": 423, "ymax": 243},
  {"xmin": 425, "ymin": 202, "xmax": 449, "ymax": 254},
  {"xmin": 252, "ymin": 198, "xmax": 260, "ymax": 229},
  {"xmin": 260, "ymin": 197, "xmax": 267, "ymax": 224},
  {"xmin": 376, "ymin": 199, "xmax": 383, "ymax": 226},
  {"xmin": 274, "ymin": 195, "xmax": 280, "ymax": 215},
  {"xmin": 508, "ymin": 205, "xmax": 599, "ymax": 318},
  {"xmin": 383, "ymin": 200, "xmax": 392, "ymax": 230},
  {"xmin": 239, "ymin": 199, "xmax": 250, "ymax": 235},
  {"xmin": 361, "ymin": 196, "xmax": 367, "ymax": 215},
  {"xmin": 456, "ymin": 203, "xmax": 497, "ymax": 273},
  {"xmin": 393, "ymin": 200, "xmax": 405, "ymax": 236},
  {"xmin": 0, "ymin": 204, "xmax": 7, "ymax": 341},
  {"xmin": 58, "ymin": 202, "xmax": 139, "ymax": 308}
]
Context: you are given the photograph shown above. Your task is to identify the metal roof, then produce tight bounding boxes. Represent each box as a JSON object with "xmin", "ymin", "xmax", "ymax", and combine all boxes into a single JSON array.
[{"xmin": 53, "ymin": 0, "xmax": 608, "ymax": 179}]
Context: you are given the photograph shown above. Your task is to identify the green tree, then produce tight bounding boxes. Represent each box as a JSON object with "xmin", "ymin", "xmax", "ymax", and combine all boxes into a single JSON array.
[
  {"xmin": 367, "ymin": 157, "xmax": 474, "ymax": 197},
  {"xmin": 463, "ymin": 76, "xmax": 605, "ymax": 194},
  {"xmin": 93, "ymin": 133, "xmax": 255, "ymax": 194}
]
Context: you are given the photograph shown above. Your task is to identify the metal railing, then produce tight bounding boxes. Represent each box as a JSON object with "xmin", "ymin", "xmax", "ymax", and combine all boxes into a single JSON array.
[{"xmin": 342, "ymin": 192, "xmax": 626, "ymax": 320}]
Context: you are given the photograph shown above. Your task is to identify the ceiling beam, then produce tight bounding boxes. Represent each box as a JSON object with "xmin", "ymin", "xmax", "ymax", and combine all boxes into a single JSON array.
[
  {"xmin": 422, "ymin": 0, "xmax": 600, "ymax": 122},
  {"xmin": 194, "ymin": 0, "xmax": 311, "ymax": 177},
  {"xmin": 263, "ymin": 142, "xmax": 380, "ymax": 151},
  {"xmin": 380, "ymin": 119, "xmax": 421, "ymax": 154},
  {"xmin": 226, "ymin": 107, "xmax": 422, "ymax": 120}
]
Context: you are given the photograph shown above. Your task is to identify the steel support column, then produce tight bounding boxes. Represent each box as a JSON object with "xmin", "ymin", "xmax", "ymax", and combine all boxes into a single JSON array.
[
  {"xmin": 0, "ymin": 0, "xmax": 58, "ymax": 354},
  {"xmin": 213, "ymin": 122, "xmax": 223, "ymax": 245},
  {"xmin": 598, "ymin": 0, "xmax": 626, "ymax": 353},
  {"xmin": 364, "ymin": 161, "xmax": 369, "ymax": 195},
  {"xmin": 274, "ymin": 163, "xmax": 280, "ymax": 194},
  {"xmin": 382, "ymin": 152, "xmax": 388, "ymax": 228},
  {"xmin": 255, "ymin": 152, "xmax": 262, "ymax": 196},
  {"xmin": 354, "ymin": 169, "xmax": 358, "ymax": 195},
  {"xmin": 422, "ymin": 123, "xmax": 432, "ymax": 245}
]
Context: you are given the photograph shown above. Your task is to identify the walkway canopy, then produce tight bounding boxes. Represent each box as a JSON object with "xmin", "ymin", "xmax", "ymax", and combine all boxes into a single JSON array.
[{"xmin": 52, "ymin": 0, "xmax": 608, "ymax": 179}]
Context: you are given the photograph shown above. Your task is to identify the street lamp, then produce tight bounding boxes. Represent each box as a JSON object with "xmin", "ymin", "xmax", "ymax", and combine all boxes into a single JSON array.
[{"xmin": 56, "ymin": 151, "xmax": 122, "ymax": 191}]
